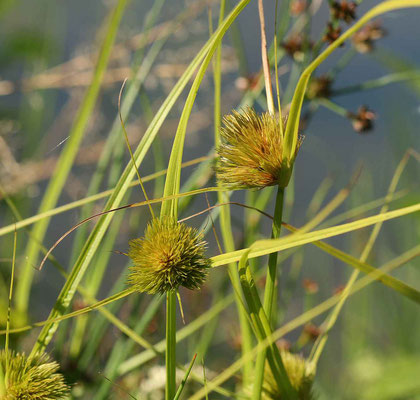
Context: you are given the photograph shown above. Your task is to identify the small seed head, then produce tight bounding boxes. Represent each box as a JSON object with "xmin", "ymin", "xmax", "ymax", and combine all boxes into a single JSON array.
[
  {"xmin": 323, "ymin": 23, "xmax": 342, "ymax": 44},
  {"xmin": 331, "ymin": 0, "xmax": 357, "ymax": 23},
  {"xmin": 0, "ymin": 350, "xmax": 69, "ymax": 399},
  {"xmin": 217, "ymin": 108, "xmax": 298, "ymax": 190},
  {"xmin": 352, "ymin": 22, "xmax": 385, "ymax": 53},
  {"xmin": 282, "ymin": 34, "xmax": 312, "ymax": 62},
  {"xmin": 127, "ymin": 217, "xmax": 211, "ymax": 294},
  {"xmin": 349, "ymin": 105, "xmax": 376, "ymax": 133},
  {"xmin": 306, "ymin": 76, "xmax": 332, "ymax": 99},
  {"xmin": 261, "ymin": 351, "xmax": 315, "ymax": 400}
]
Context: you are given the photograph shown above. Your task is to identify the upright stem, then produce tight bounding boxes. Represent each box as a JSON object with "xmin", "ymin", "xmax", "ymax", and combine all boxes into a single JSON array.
[
  {"xmin": 214, "ymin": 0, "xmax": 253, "ymax": 387},
  {"xmin": 253, "ymin": 186, "xmax": 285, "ymax": 399},
  {"xmin": 166, "ymin": 291, "xmax": 177, "ymax": 400}
]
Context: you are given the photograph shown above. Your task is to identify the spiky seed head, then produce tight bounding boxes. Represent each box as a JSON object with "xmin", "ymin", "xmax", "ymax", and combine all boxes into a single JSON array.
[
  {"xmin": 216, "ymin": 108, "xmax": 298, "ymax": 190},
  {"xmin": 127, "ymin": 217, "xmax": 211, "ymax": 294},
  {"xmin": 261, "ymin": 350, "xmax": 315, "ymax": 400},
  {"xmin": 0, "ymin": 350, "xmax": 69, "ymax": 399}
]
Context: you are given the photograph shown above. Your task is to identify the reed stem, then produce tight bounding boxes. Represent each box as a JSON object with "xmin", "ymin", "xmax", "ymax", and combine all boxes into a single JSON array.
[
  {"xmin": 253, "ymin": 185, "xmax": 285, "ymax": 399},
  {"xmin": 166, "ymin": 290, "xmax": 177, "ymax": 399}
]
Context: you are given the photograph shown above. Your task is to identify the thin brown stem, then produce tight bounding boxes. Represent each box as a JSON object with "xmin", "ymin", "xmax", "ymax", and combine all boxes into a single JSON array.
[{"xmin": 258, "ymin": 0, "xmax": 275, "ymax": 114}]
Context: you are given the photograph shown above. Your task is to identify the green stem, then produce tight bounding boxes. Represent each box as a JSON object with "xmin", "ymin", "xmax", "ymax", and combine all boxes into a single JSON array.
[
  {"xmin": 253, "ymin": 186, "xmax": 284, "ymax": 399},
  {"xmin": 166, "ymin": 291, "xmax": 177, "ymax": 400},
  {"xmin": 213, "ymin": 0, "xmax": 253, "ymax": 387}
]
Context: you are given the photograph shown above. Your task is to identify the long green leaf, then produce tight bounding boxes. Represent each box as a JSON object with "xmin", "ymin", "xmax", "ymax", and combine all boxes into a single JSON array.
[
  {"xmin": 283, "ymin": 0, "xmax": 420, "ymax": 162},
  {"xmin": 211, "ymin": 203, "xmax": 420, "ymax": 267},
  {"xmin": 16, "ymin": 0, "xmax": 129, "ymax": 316}
]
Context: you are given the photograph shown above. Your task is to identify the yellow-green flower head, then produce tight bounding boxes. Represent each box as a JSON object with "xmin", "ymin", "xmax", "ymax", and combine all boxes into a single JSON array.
[
  {"xmin": 0, "ymin": 350, "xmax": 69, "ymax": 399},
  {"xmin": 216, "ymin": 108, "xmax": 294, "ymax": 189},
  {"xmin": 261, "ymin": 350, "xmax": 315, "ymax": 400},
  {"xmin": 127, "ymin": 217, "xmax": 211, "ymax": 294}
]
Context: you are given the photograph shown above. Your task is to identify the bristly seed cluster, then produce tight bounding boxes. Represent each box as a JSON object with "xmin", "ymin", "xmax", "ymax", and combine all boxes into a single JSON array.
[
  {"xmin": 127, "ymin": 217, "xmax": 211, "ymax": 294},
  {"xmin": 261, "ymin": 350, "xmax": 315, "ymax": 400},
  {"xmin": 216, "ymin": 107, "xmax": 299, "ymax": 190},
  {"xmin": 0, "ymin": 350, "xmax": 69, "ymax": 399}
]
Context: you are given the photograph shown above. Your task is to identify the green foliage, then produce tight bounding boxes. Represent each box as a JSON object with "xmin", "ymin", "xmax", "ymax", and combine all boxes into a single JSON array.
[{"xmin": 1, "ymin": 0, "xmax": 420, "ymax": 399}]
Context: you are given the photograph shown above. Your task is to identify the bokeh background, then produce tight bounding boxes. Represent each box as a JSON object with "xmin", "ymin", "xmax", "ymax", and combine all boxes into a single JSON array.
[{"xmin": 0, "ymin": 0, "xmax": 419, "ymax": 398}]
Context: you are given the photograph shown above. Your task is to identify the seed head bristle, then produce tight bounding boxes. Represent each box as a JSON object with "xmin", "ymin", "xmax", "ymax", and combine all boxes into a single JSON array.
[
  {"xmin": 261, "ymin": 350, "xmax": 315, "ymax": 399},
  {"xmin": 216, "ymin": 108, "xmax": 296, "ymax": 190},
  {"xmin": 1, "ymin": 350, "xmax": 69, "ymax": 399},
  {"xmin": 127, "ymin": 217, "xmax": 211, "ymax": 294}
]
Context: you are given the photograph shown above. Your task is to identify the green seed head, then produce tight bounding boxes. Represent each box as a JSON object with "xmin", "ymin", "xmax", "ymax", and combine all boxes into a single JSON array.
[
  {"xmin": 261, "ymin": 351, "xmax": 315, "ymax": 400},
  {"xmin": 127, "ymin": 217, "xmax": 211, "ymax": 294},
  {"xmin": 0, "ymin": 350, "xmax": 69, "ymax": 399},
  {"xmin": 216, "ymin": 108, "xmax": 296, "ymax": 189}
]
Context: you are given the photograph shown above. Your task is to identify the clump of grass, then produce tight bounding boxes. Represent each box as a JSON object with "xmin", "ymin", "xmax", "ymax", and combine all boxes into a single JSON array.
[
  {"xmin": 0, "ymin": 350, "xmax": 69, "ymax": 399},
  {"xmin": 2, "ymin": 1, "xmax": 420, "ymax": 399},
  {"xmin": 127, "ymin": 216, "xmax": 211, "ymax": 294}
]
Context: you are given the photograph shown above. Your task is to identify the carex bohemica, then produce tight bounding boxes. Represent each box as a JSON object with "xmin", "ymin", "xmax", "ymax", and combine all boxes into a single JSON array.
[
  {"xmin": 127, "ymin": 216, "xmax": 211, "ymax": 295},
  {"xmin": 216, "ymin": 107, "xmax": 302, "ymax": 190},
  {"xmin": 0, "ymin": 350, "xmax": 69, "ymax": 399}
]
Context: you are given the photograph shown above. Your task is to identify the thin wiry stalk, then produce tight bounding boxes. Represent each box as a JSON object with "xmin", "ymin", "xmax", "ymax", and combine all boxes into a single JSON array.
[
  {"xmin": 253, "ymin": 186, "xmax": 285, "ymax": 399},
  {"xmin": 213, "ymin": 0, "xmax": 253, "ymax": 387}
]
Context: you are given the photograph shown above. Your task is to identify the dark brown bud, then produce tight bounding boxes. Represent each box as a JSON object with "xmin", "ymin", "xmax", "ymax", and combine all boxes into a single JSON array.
[
  {"xmin": 282, "ymin": 34, "xmax": 312, "ymax": 62},
  {"xmin": 303, "ymin": 323, "xmax": 322, "ymax": 341},
  {"xmin": 331, "ymin": 0, "xmax": 357, "ymax": 23},
  {"xmin": 348, "ymin": 106, "xmax": 376, "ymax": 133},
  {"xmin": 290, "ymin": 0, "xmax": 307, "ymax": 16},
  {"xmin": 333, "ymin": 284, "xmax": 346, "ymax": 295},
  {"xmin": 302, "ymin": 278, "xmax": 319, "ymax": 294},
  {"xmin": 323, "ymin": 23, "xmax": 342, "ymax": 44},
  {"xmin": 352, "ymin": 21, "xmax": 386, "ymax": 53},
  {"xmin": 306, "ymin": 76, "xmax": 332, "ymax": 99}
]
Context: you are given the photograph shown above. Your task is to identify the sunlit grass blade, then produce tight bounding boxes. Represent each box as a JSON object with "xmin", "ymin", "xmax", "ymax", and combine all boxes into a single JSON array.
[
  {"xmin": 309, "ymin": 149, "xmax": 419, "ymax": 367},
  {"xmin": 238, "ymin": 249, "xmax": 297, "ymax": 398},
  {"xmin": 189, "ymin": 245, "xmax": 420, "ymax": 400},
  {"xmin": 16, "ymin": 0, "xmax": 129, "ymax": 316},
  {"xmin": 211, "ymin": 203, "xmax": 420, "ymax": 267},
  {"xmin": 0, "ymin": 156, "xmax": 212, "ymax": 238},
  {"xmin": 283, "ymin": 0, "xmax": 420, "ymax": 163},
  {"xmin": 174, "ymin": 353, "xmax": 197, "ymax": 400},
  {"xmin": 283, "ymin": 222, "xmax": 420, "ymax": 304}
]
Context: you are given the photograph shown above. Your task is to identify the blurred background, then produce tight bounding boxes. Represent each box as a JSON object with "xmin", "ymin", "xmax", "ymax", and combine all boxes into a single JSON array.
[{"xmin": 0, "ymin": 0, "xmax": 419, "ymax": 398}]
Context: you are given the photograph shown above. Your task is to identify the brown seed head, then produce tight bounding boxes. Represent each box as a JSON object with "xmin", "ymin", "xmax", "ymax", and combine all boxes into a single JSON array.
[
  {"xmin": 282, "ymin": 34, "xmax": 312, "ymax": 62},
  {"xmin": 349, "ymin": 105, "xmax": 376, "ymax": 133},
  {"xmin": 352, "ymin": 22, "xmax": 386, "ymax": 53},
  {"xmin": 323, "ymin": 23, "xmax": 342, "ymax": 44},
  {"xmin": 306, "ymin": 76, "xmax": 333, "ymax": 99},
  {"xmin": 290, "ymin": 0, "xmax": 307, "ymax": 16},
  {"xmin": 303, "ymin": 323, "xmax": 322, "ymax": 341},
  {"xmin": 302, "ymin": 278, "xmax": 319, "ymax": 294},
  {"xmin": 331, "ymin": 0, "xmax": 357, "ymax": 23}
]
